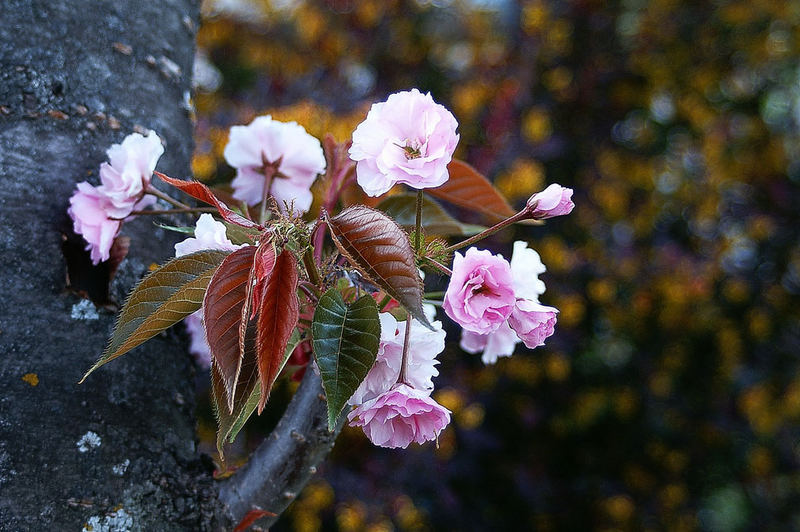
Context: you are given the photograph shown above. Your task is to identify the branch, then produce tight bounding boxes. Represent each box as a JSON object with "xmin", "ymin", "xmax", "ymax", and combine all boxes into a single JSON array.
[{"xmin": 217, "ymin": 369, "xmax": 343, "ymax": 527}]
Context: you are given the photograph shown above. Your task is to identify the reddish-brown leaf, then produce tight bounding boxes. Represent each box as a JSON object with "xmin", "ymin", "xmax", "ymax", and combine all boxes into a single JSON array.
[
  {"xmin": 155, "ymin": 171, "xmax": 259, "ymax": 228},
  {"xmin": 204, "ymin": 246, "xmax": 256, "ymax": 412},
  {"xmin": 211, "ymin": 317, "xmax": 258, "ymax": 460},
  {"xmin": 250, "ymin": 239, "xmax": 277, "ymax": 320},
  {"xmin": 426, "ymin": 159, "xmax": 516, "ymax": 223},
  {"xmin": 325, "ymin": 205, "xmax": 432, "ymax": 329},
  {"xmin": 255, "ymin": 248, "xmax": 300, "ymax": 413},
  {"xmin": 232, "ymin": 508, "xmax": 277, "ymax": 532}
]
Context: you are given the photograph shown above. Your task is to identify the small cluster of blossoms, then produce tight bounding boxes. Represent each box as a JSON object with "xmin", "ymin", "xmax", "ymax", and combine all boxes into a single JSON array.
[
  {"xmin": 68, "ymin": 131, "xmax": 164, "ymax": 263},
  {"xmin": 347, "ymin": 312, "xmax": 450, "ymax": 448},
  {"xmin": 71, "ymin": 88, "xmax": 574, "ymax": 452},
  {"xmin": 188, "ymin": 89, "xmax": 570, "ymax": 448},
  {"xmin": 441, "ymin": 188, "xmax": 573, "ymax": 362},
  {"xmin": 455, "ymin": 242, "xmax": 556, "ymax": 364},
  {"xmin": 346, "ymin": 89, "xmax": 573, "ymax": 446}
]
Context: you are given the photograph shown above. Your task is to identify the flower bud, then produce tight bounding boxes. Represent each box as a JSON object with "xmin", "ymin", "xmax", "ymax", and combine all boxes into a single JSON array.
[{"xmin": 526, "ymin": 184, "xmax": 574, "ymax": 219}]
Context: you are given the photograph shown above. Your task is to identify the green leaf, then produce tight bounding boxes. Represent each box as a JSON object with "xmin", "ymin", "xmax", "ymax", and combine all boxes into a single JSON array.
[
  {"xmin": 223, "ymin": 221, "xmax": 261, "ymax": 246},
  {"xmin": 80, "ymin": 250, "xmax": 229, "ymax": 383},
  {"xmin": 213, "ymin": 329, "xmax": 303, "ymax": 459},
  {"xmin": 154, "ymin": 222, "xmax": 196, "ymax": 235},
  {"xmin": 312, "ymin": 289, "xmax": 381, "ymax": 431},
  {"xmin": 376, "ymin": 193, "xmax": 485, "ymax": 236}
]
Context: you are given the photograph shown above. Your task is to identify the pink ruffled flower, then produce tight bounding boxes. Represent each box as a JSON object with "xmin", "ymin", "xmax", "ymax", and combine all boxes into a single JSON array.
[
  {"xmin": 99, "ymin": 131, "xmax": 164, "ymax": 218},
  {"xmin": 68, "ymin": 182, "xmax": 122, "ymax": 264},
  {"xmin": 443, "ymin": 247, "xmax": 515, "ymax": 334},
  {"xmin": 223, "ymin": 115, "xmax": 326, "ymax": 213},
  {"xmin": 508, "ymin": 299, "xmax": 558, "ymax": 349},
  {"xmin": 176, "ymin": 215, "xmax": 244, "ymax": 368},
  {"xmin": 347, "ymin": 383, "xmax": 451, "ymax": 448},
  {"xmin": 349, "ymin": 88, "xmax": 459, "ymax": 197},
  {"xmin": 526, "ymin": 184, "xmax": 574, "ymax": 219},
  {"xmin": 457, "ymin": 241, "xmax": 556, "ymax": 362},
  {"xmin": 349, "ymin": 313, "xmax": 445, "ymax": 406},
  {"xmin": 460, "ymin": 320, "xmax": 520, "ymax": 365},
  {"xmin": 68, "ymin": 131, "xmax": 164, "ymax": 264}
]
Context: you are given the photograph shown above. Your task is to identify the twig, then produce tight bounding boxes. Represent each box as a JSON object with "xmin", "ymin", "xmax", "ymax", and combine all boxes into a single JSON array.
[
  {"xmin": 146, "ymin": 185, "xmax": 191, "ymax": 210},
  {"xmin": 217, "ymin": 370, "xmax": 343, "ymax": 528},
  {"xmin": 397, "ymin": 316, "xmax": 413, "ymax": 385},
  {"xmin": 115, "ymin": 207, "xmax": 217, "ymax": 219},
  {"xmin": 443, "ymin": 209, "xmax": 531, "ymax": 253}
]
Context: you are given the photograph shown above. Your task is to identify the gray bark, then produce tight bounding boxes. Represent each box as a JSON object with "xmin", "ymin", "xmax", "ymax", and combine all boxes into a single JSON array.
[
  {"xmin": 0, "ymin": 1, "xmax": 341, "ymax": 530},
  {"xmin": 218, "ymin": 371, "xmax": 343, "ymax": 528},
  {"xmin": 0, "ymin": 1, "xmax": 220, "ymax": 529}
]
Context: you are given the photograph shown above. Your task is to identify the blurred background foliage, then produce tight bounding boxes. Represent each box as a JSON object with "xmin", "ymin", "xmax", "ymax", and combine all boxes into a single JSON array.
[{"xmin": 190, "ymin": 0, "xmax": 800, "ymax": 529}]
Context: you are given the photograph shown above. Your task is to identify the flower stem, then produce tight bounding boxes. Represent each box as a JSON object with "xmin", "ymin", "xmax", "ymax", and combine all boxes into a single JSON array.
[
  {"xmin": 298, "ymin": 281, "xmax": 319, "ymax": 304},
  {"xmin": 146, "ymin": 185, "xmax": 190, "ymax": 210},
  {"xmin": 113, "ymin": 207, "xmax": 217, "ymax": 219},
  {"xmin": 414, "ymin": 189, "xmax": 423, "ymax": 255},
  {"xmin": 259, "ymin": 165, "xmax": 277, "ymax": 225},
  {"xmin": 397, "ymin": 315, "xmax": 413, "ymax": 385},
  {"xmin": 302, "ymin": 247, "xmax": 322, "ymax": 287},
  {"xmin": 423, "ymin": 291, "xmax": 444, "ymax": 299},
  {"xmin": 443, "ymin": 209, "xmax": 531, "ymax": 253},
  {"xmin": 423, "ymin": 257, "xmax": 452, "ymax": 276}
]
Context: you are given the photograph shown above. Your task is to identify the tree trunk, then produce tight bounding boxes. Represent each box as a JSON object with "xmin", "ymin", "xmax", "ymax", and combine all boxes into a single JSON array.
[
  {"xmin": 0, "ymin": 2, "xmax": 343, "ymax": 529},
  {"xmin": 0, "ymin": 1, "xmax": 224, "ymax": 528}
]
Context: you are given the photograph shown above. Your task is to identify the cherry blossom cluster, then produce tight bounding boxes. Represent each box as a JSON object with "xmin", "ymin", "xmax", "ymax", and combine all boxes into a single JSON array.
[
  {"xmin": 69, "ymin": 88, "xmax": 574, "ymax": 451},
  {"xmin": 346, "ymin": 89, "xmax": 573, "ymax": 447},
  {"xmin": 452, "ymin": 242, "xmax": 559, "ymax": 364},
  {"xmin": 68, "ymin": 131, "xmax": 163, "ymax": 263}
]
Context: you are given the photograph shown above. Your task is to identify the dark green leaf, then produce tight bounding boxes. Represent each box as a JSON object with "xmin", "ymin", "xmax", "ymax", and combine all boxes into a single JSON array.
[
  {"xmin": 376, "ymin": 193, "xmax": 485, "ymax": 236},
  {"xmin": 312, "ymin": 289, "xmax": 381, "ymax": 431},
  {"xmin": 80, "ymin": 250, "xmax": 229, "ymax": 383}
]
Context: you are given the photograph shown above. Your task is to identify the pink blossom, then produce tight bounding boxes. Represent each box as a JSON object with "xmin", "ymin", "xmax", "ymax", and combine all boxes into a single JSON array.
[
  {"xmin": 174, "ymin": 214, "xmax": 242, "ymax": 257},
  {"xmin": 508, "ymin": 299, "xmax": 558, "ymax": 349},
  {"xmin": 184, "ymin": 311, "xmax": 211, "ymax": 369},
  {"xmin": 68, "ymin": 182, "xmax": 122, "ymax": 264},
  {"xmin": 98, "ymin": 131, "xmax": 164, "ymax": 218},
  {"xmin": 526, "ymin": 184, "xmax": 574, "ymax": 219},
  {"xmin": 68, "ymin": 131, "xmax": 164, "ymax": 264},
  {"xmin": 443, "ymin": 247, "xmax": 515, "ymax": 334},
  {"xmin": 349, "ymin": 313, "xmax": 445, "ymax": 405},
  {"xmin": 349, "ymin": 88, "xmax": 459, "ymax": 197},
  {"xmin": 223, "ymin": 115, "xmax": 326, "ymax": 213},
  {"xmin": 460, "ymin": 320, "xmax": 520, "ymax": 365},
  {"xmin": 347, "ymin": 384, "xmax": 451, "ymax": 448}
]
